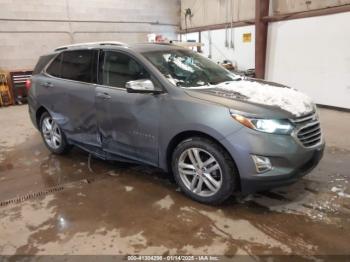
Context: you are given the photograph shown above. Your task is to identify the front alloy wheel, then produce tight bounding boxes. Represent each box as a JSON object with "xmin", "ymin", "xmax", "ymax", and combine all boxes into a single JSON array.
[
  {"xmin": 178, "ymin": 148, "xmax": 223, "ymax": 197},
  {"xmin": 172, "ymin": 137, "xmax": 237, "ymax": 205}
]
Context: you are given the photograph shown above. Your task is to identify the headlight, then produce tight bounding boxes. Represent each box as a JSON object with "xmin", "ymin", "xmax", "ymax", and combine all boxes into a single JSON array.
[{"xmin": 230, "ymin": 110, "xmax": 294, "ymax": 135}]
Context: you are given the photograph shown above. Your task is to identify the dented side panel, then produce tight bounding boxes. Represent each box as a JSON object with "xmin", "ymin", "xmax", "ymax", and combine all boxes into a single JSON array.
[
  {"xmin": 95, "ymin": 86, "xmax": 160, "ymax": 166},
  {"xmin": 35, "ymin": 75, "xmax": 99, "ymax": 147}
]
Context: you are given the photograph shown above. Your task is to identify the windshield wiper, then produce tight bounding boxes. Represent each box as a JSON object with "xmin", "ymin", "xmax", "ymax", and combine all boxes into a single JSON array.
[{"xmin": 210, "ymin": 78, "xmax": 242, "ymax": 85}]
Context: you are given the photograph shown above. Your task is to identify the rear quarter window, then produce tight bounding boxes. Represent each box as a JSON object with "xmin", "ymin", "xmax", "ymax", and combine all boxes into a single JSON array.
[
  {"xmin": 46, "ymin": 50, "xmax": 97, "ymax": 83},
  {"xmin": 46, "ymin": 53, "xmax": 64, "ymax": 78},
  {"xmin": 61, "ymin": 50, "xmax": 97, "ymax": 83},
  {"xmin": 33, "ymin": 54, "xmax": 55, "ymax": 75}
]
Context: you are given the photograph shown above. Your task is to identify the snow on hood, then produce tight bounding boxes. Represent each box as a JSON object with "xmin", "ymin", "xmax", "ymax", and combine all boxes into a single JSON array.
[{"xmin": 188, "ymin": 80, "xmax": 314, "ymax": 117}]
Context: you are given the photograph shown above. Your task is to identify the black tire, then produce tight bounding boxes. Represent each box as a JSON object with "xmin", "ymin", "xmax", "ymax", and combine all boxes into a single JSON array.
[
  {"xmin": 171, "ymin": 137, "xmax": 237, "ymax": 205},
  {"xmin": 39, "ymin": 112, "xmax": 72, "ymax": 155}
]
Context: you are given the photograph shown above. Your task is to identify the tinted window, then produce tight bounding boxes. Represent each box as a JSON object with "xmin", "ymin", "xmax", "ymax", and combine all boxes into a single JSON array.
[
  {"xmin": 61, "ymin": 50, "xmax": 97, "ymax": 83},
  {"xmin": 46, "ymin": 50, "xmax": 97, "ymax": 83},
  {"xmin": 100, "ymin": 51, "xmax": 149, "ymax": 88},
  {"xmin": 34, "ymin": 54, "xmax": 55, "ymax": 75},
  {"xmin": 46, "ymin": 53, "xmax": 63, "ymax": 77}
]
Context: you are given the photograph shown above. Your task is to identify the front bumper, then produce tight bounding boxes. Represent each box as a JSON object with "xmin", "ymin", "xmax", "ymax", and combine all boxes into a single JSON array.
[{"xmin": 221, "ymin": 127, "xmax": 325, "ymax": 194}]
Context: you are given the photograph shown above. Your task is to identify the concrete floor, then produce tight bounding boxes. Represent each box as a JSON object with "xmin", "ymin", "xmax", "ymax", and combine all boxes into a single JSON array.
[{"xmin": 0, "ymin": 105, "xmax": 349, "ymax": 257}]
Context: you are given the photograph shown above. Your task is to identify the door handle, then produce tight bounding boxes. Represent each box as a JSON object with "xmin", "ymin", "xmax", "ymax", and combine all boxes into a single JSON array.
[
  {"xmin": 96, "ymin": 92, "xmax": 111, "ymax": 99},
  {"xmin": 41, "ymin": 82, "xmax": 54, "ymax": 88}
]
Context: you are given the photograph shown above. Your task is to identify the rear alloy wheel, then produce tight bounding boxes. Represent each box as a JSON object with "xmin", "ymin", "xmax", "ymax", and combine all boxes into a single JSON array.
[
  {"xmin": 40, "ymin": 112, "xmax": 71, "ymax": 154},
  {"xmin": 172, "ymin": 137, "xmax": 237, "ymax": 205}
]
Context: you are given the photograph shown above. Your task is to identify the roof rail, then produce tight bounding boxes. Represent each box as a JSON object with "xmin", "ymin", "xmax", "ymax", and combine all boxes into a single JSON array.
[
  {"xmin": 151, "ymin": 41, "xmax": 204, "ymax": 48},
  {"xmin": 54, "ymin": 41, "xmax": 127, "ymax": 51}
]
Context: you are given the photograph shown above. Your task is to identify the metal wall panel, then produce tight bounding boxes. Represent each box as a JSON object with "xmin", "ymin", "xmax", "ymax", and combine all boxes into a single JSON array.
[
  {"xmin": 181, "ymin": 0, "xmax": 350, "ymax": 29},
  {"xmin": 181, "ymin": 0, "xmax": 255, "ymax": 29},
  {"xmin": 272, "ymin": 0, "xmax": 350, "ymax": 14}
]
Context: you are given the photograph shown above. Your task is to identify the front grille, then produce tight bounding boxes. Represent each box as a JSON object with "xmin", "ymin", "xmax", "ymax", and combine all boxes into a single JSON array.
[{"xmin": 291, "ymin": 113, "xmax": 322, "ymax": 148}]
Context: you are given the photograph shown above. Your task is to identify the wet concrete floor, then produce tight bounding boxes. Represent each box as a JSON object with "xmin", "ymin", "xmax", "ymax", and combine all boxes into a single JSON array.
[{"xmin": 0, "ymin": 105, "xmax": 349, "ymax": 257}]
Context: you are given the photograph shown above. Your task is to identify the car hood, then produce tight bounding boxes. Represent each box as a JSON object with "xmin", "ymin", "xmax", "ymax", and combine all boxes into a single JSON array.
[{"xmin": 184, "ymin": 78, "xmax": 315, "ymax": 119}]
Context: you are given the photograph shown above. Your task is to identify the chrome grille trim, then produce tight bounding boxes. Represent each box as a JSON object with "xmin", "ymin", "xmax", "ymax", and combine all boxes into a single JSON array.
[
  {"xmin": 299, "ymin": 130, "xmax": 321, "ymax": 141},
  {"xmin": 290, "ymin": 113, "xmax": 323, "ymax": 148},
  {"xmin": 303, "ymin": 136, "xmax": 322, "ymax": 144},
  {"xmin": 290, "ymin": 114, "xmax": 315, "ymax": 124},
  {"xmin": 298, "ymin": 123, "xmax": 320, "ymax": 136}
]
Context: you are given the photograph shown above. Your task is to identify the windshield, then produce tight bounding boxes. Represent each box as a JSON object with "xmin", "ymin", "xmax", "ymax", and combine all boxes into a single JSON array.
[{"xmin": 142, "ymin": 49, "xmax": 240, "ymax": 88}]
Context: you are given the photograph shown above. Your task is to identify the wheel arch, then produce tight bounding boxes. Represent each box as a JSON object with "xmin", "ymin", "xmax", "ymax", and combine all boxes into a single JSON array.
[
  {"xmin": 35, "ymin": 106, "xmax": 49, "ymax": 128},
  {"xmin": 165, "ymin": 130, "xmax": 241, "ymax": 191}
]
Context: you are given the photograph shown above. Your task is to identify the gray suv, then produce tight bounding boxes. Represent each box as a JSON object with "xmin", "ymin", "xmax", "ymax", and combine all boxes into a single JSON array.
[{"xmin": 28, "ymin": 42, "xmax": 325, "ymax": 204}]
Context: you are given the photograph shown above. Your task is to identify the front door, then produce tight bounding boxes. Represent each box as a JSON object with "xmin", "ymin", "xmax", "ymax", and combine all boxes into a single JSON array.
[{"xmin": 95, "ymin": 50, "xmax": 161, "ymax": 165}]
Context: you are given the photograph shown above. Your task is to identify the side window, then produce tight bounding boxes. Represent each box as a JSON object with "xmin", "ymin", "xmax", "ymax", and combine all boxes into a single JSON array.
[
  {"xmin": 100, "ymin": 51, "xmax": 150, "ymax": 88},
  {"xmin": 34, "ymin": 54, "xmax": 55, "ymax": 75},
  {"xmin": 46, "ymin": 53, "xmax": 63, "ymax": 78},
  {"xmin": 61, "ymin": 50, "xmax": 97, "ymax": 83},
  {"xmin": 46, "ymin": 50, "xmax": 97, "ymax": 83}
]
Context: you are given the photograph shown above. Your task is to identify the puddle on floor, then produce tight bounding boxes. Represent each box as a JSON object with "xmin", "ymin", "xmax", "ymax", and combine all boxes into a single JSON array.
[{"xmin": 0, "ymin": 125, "xmax": 349, "ymax": 256}]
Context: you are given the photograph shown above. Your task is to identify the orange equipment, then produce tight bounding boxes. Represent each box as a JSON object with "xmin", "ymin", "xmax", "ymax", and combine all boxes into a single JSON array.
[{"xmin": 0, "ymin": 71, "xmax": 13, "ymax": 106}]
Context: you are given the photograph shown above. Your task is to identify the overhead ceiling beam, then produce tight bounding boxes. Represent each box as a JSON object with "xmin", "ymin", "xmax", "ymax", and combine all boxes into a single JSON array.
[
  {"xmin": 255, "ymin": 0, "xmax": 270, "ymax": 79},
  {"xmin": 263, "ymin": 4, "xmax": 350, "ymax": 22},
  {"xmin": 178, "ymin": 20, "xmax": 255, "ymax": 34}
]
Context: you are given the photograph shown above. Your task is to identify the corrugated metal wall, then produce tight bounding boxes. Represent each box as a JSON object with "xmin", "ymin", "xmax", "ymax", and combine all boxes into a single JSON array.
[
  {"xmin": 272, "ymin": 0, "xmax": 350, "ymax": 14},
  {"xmin": 181, "ymin": 0, "xmax": 255, "ymax": 29},
  {"xmin": 181, "ymin": 0, "xmax": 350, "ymax": 29}
]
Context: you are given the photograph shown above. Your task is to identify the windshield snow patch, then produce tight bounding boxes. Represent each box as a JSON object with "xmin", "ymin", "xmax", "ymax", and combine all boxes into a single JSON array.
[
  {"xmin": 188, "ymin": 80, "xmax": 314, "ymax": 117},
  {"xmin": 170, "ymin": 56, "xmax": 195, "ymax": 73}
]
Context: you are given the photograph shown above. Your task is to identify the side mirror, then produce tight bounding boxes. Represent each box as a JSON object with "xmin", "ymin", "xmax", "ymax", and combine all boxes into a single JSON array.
[{"xmin": 126, "ymin": 79, "xmax": 161, "ymax": 94}]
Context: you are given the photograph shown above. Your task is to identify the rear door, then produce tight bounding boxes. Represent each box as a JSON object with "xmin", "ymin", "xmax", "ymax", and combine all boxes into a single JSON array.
[
  {"xmin": 95, "ymin": 50, "xmax": 161, "ymax": 165},
  {"xmin": 41, "ymin": 49, "xmax": 100, "ymax": 147}
]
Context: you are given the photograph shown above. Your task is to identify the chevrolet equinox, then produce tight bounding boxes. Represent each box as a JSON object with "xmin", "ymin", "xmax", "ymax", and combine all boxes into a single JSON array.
[{"xmin": 28, "ymin": 42, "xmax": 325, "ymax": 204}]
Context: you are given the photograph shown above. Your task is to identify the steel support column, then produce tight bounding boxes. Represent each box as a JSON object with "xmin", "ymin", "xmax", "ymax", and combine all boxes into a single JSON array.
[{"xmin": 255, "ymin": 0, "xmax": 270, "ymax": 79}]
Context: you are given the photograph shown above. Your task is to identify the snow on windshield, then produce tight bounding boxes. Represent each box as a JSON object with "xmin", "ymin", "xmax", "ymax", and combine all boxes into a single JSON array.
[
  {"xmin": 171, "ymin": 56, "xmax": 195, "ymax": 73},
  {"xmin": 189, "ymin": 80, "xmax": 314, "ymax": 117}
]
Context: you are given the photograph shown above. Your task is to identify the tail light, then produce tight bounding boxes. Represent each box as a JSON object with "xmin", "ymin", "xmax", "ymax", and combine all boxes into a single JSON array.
[{"xmin": 25, "ymin": 79, "xmax": 32, "ymax": 91}]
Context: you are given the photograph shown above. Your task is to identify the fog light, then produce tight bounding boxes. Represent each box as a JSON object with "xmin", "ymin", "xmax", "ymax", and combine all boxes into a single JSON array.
[{"xmin": 251, "ymin": 155, "xmax": 272, "ymax": 173}]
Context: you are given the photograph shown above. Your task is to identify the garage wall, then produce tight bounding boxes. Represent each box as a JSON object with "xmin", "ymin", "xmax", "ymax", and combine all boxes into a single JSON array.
[
  {"xmin": 265, "ymin": 12, "xmax": 350, "ymax": 109},
  {"xmin": 183, "ymin": 26, "xmax": 255, "ymax": 70},
  {"xmin": 180, "ymin": 0, "xmax": 255, "ymax": 29},
  {"xmin": 0, "ymin": 0, "xmax": 180, "ymax": 70}
]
